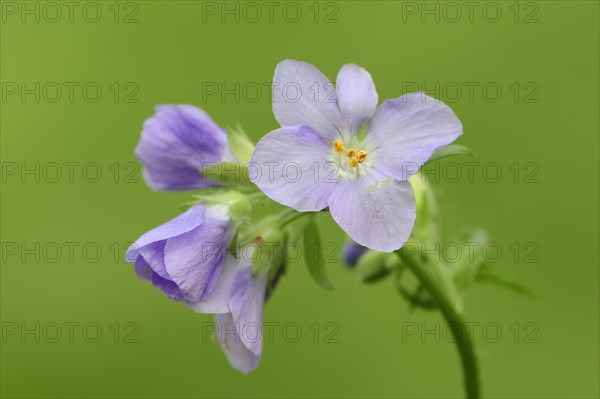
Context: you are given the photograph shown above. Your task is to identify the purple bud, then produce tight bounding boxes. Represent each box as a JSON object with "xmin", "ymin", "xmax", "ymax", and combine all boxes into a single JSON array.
[{"xmin": 343, "ymin": 241, "xmax": 368, "ymax": 267}]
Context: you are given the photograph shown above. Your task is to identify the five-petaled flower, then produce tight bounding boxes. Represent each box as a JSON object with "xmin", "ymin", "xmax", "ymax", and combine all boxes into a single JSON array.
[{"xmin": 251, "ymin": 60, "xmax": 462, "ymax": 252}]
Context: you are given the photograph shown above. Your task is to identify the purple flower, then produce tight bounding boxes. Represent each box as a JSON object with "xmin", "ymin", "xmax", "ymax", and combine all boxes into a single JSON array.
[
  {"xmin": 135, "ymin": 105, "xmax": 231, "ymax": 191},
  {"xmin": 125, "ymin": 203, "xmax": 236, "ymax": 302},
  {"xmin": 187, "ymin": 249, "xmax": 269, "ymax": 374},
  {"xmin": 251, "ymin": 60, "xmax": 462, "ymax": 252}
]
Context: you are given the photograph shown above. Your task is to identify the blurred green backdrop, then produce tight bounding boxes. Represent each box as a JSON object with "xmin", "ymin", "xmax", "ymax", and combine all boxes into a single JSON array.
[{"xmin": 1, "ymin": 1, "xmax": 598, "ymax": 398}]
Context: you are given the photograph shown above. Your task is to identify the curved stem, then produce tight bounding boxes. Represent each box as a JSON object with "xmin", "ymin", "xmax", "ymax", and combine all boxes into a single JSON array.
[{"xmin": 398, "ymin": 250, "xmax": 480, "ymax": 399}]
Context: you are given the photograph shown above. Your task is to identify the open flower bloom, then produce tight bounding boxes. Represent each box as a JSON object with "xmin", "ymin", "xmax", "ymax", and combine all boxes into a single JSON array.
[
  {"xmin": 187, "ymin": 247, "xmax": 269, "ymax": 374},
  {"xmin": 125, "ymin": 203, "xmax": 236, "ymax": 302},
  {"xmin": 251, "ymin": 60, "xmax": 462, "ymax": 251},
  {"xmin": 135, "ymin": 105, "xmax": 231, "ymax": 191}
]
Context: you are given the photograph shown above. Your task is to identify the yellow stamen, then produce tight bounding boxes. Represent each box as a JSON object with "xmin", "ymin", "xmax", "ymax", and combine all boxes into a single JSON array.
[
  {"xmin": 349, "ymin": 158, "xmax": 358, "ymax": 168},
  {"xmin": 356, "ymin": 150, "xmax": 367, "ymax": 164},
  {"xmin": 346, "ymin": 148, "xmax": 357, "ymax": 158},
  {"xmin": 333, "ymin": 140, "xmax": 345, "ymax": 153}
]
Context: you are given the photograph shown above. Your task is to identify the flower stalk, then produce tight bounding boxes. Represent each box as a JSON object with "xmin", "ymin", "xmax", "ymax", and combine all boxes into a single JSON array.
[{"xmin": 397, "ymin": 248, "xmax": 480, "ymax": 399}]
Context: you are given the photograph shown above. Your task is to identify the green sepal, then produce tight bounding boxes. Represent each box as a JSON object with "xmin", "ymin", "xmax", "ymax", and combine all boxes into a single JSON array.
[
  {"xmin": 228, "ymin": 231, "xmax": 239, "ymax": 258},
  {"xmin": 227, "ymin": 125, "xmax": 255, "ymax": 164},
  {"xmin": 193, "ymin": 191, "xmax": 251, "ymax": 228},
  {"xmin": 200, "ymin": 162, "xmax": 250, "ymax": 185},
  {"xmin": 303, "ymin": 218, "xmax": 334, "ymax": 290}
]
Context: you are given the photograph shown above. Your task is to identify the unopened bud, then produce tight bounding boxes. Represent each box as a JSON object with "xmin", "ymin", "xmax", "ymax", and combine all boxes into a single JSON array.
[
  {"xmin": 343, "ymin": 241, "xmax": 368, "ymax": 268},
  {"xmin": 357, "ymin": 251, "xmax": 401, "ymax": 283}
]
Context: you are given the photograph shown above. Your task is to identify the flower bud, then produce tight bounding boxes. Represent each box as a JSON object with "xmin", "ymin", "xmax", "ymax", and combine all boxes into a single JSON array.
[
  {"xmin": 343, "ymin": 241, "xmax": 368, "ymax": 268},
  {"xmin": 244, "ymin": 216, "xmax": 285, "ymax": 276},
  {"xmin": 135, "ymin": 105, "xmax": 231, "ymax": 191},
  {"xmin": 356, "ymin": 250, "xmax": 401, "ymax": 283}
]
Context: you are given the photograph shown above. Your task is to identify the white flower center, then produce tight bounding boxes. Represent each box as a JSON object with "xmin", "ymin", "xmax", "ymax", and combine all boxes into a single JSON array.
[{"xmin": 331, "ymin": 139, "xmax": 368, "ymax": 178}]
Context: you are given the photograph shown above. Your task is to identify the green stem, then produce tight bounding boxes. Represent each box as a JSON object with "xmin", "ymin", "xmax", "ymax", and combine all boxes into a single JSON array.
[{"xmin": 398, "ymin": 249, "xmax": 480, "ymax": 399}]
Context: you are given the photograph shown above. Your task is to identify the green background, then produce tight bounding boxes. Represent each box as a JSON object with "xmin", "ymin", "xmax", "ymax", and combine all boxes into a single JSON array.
[{"xmin": 1, "ymin": 1, "xmax": 598, "ymax": 398}]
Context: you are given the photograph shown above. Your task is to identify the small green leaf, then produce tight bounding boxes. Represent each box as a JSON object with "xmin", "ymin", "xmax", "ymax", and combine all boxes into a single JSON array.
[
  {"xmin": 227, "ymin": 197, "xmax": 252, "ymax": 228},
  {"xmin": 227, "ymin": 125, "xmax": 255, "ymax": 164},
  {"xmin": 476, "ymin": 263, "xmax": 535, "ymax": 298},
  {"xmin": 303, "ymin": 218, "xmax": 334, "ymax": 290},
  {"xmin": 428, "ymin": 144, "xmax": 474, "ymax": 163},
  {"xmin": 200, "ymin": 162, "xmax": 250, "ymax": 185}
]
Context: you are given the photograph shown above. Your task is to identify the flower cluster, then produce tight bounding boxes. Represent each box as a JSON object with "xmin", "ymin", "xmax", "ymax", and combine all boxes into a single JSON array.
[{"xmin": 126, "ymin": 60, "xmax": 463, "ymax": 373}]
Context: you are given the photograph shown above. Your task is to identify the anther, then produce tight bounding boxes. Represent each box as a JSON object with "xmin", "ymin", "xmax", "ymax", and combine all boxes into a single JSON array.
[
  {"xmin": 333, "ymin": 140, "xmax": 345, "ymax": 153},
  {"xmin": 356, "ymin": 150, "xmax": 367, "ymax": 164},
  {"xmin": 346, "ymin": 148, "xmax": 357, "ymax": 158}
]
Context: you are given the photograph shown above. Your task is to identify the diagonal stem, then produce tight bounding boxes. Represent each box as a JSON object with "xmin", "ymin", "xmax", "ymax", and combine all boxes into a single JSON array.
[{"xmin": 397, "ymin": 249, "xmax": 480, "ymax": 399}]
